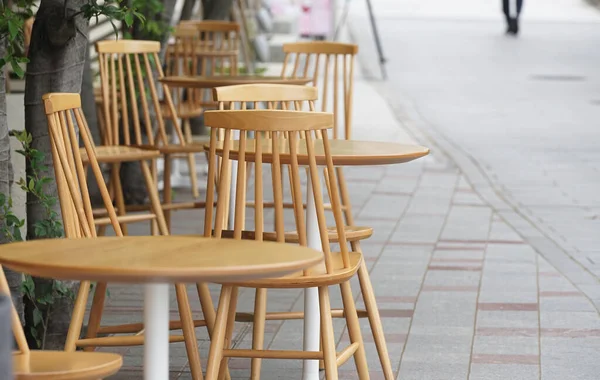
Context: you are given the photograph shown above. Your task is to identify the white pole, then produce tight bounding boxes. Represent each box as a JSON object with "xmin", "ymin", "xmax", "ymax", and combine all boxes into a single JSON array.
[
  {"xmin": 228, "ymin": 130, "xmax": 241, "ymax": 229},
  {"xmin": 302, "ymin": 174, "xmax": 322, "ymax": 380},
  {"xmin": 144, "ymin": 283, "xmax": 170, "ymax": 380}
]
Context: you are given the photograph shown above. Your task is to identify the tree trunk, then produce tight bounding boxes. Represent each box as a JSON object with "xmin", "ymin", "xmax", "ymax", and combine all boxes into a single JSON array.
[
  {"xmin": 24, "ymin": 0, "xmax": 88, "ymax": 349},
  {"xmin": 180, "ymin": 0, "xmax": 198, "ymax": 21},
  {"xmin": 202, "ymin": 0, "xmax": 235, "ymax": 20},
  {"xmin": 0, "ymin": 37, "xmax": 23, "ymax": 323}
]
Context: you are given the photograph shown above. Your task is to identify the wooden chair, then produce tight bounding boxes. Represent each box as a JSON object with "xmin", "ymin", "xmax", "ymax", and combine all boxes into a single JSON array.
[
  {"xmin": 281, "ymin": 43, "xmax": 394, "ymax": 379},
  {"xmin": 42, "ymin": 93, "xmax": 204, "ymax": 380},
  {"xmin": 96, "ymin": 40, "xmax": 209, "ymax": 230},
  {"xmin": 0, "ymin": 266, "xmax": 123, "ymax": 379},
  {"xmin": 164, "ymin": 22, "xmax": 240, "ymax": 199},
  {"xmin": 281, "ymin": 42, "xmax": 359, "ymax": 217},
  {"xmin": 202, "ymin": 108, "xmax": 369, "ymax": 380},
  {"xmin": 213, "ymin": 84, "xmax": 394, "ymax": 379}
]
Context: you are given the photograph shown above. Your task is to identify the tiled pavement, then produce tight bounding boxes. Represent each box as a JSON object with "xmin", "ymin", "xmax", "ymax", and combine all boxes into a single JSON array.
[{"xmin": 99, "ymin": 70, "xmax": 600, "ymax": 379}]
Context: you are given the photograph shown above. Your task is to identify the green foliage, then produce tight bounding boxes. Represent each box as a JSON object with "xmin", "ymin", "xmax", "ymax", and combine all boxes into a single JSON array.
[
  {"xmin": 122, "ymin": 0, "xmax": 171, "ymax": 40},
  {"xmin": 0, "ymin": 0, "xmax": 35, "ymax": 78},
  {"xmin": 79, "ymin": 0, "xmax": 145, "ymax": 36},
  {"xmin": 0, "ymin": 130, "xmax": 72, "ymax": 349},
  {"xmin": 0, "ymin": 0, "xmax": 149, "ymax": 76}
]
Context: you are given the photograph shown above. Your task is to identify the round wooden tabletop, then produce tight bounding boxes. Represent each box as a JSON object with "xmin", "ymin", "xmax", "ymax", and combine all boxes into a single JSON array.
[
  {"xmin": 0, "ymin": 236, "xmax": 323, "ymax": 283},
  {"xmin": 159, "ymin": 75, "xmax": 313, "ymax": 89},
  {"xmin": 208, "ymin": 139, "xmax": 430, "ymax": 166}
]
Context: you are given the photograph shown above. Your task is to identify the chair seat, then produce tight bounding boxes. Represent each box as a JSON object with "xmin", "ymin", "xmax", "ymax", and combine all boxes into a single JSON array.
[
  {"xmin": 156, "ymin": 142, "xmax": 207, "ymax": 154},
  {"xmin": 222, "ymin": 250, "xmax": 363, "ymax": 289},
  {"xmin": 219, "ymin": 226, "xmax": 373, "ymax": 244},
  {"xmin": 81, "ymin": 146, "xmax": 161, "ymax": 164},
  {"xmin": 13, "ymin": 350, "xmax": 122, "ymax": 379},
  {"xmin": 162, "ymin": 102, "xmax": 204, "ymax": 119}
]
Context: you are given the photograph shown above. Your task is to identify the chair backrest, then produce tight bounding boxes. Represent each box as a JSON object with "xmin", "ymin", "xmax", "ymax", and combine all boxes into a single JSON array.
[
  {"xmin": 42, "ymin": 93, "xmax": 123, "ymax": 239},
  {"xmin": 281, "ymin": 42, "xmax": 358, "ymax": 140},
  {"xmin": 165, "ymin": 27, "xmax": 204, "ymax": 112},
  {"xmin": 178, "ymin": 20, "xmax": 239, "ymax": 75},
  {"xmin": 96, "ymin": 40, "xmax": 185, "ymax": 147},
  {"xmin": 203, "ymin": 109, "xmax": 352, "ymax": 275},
  {"xmin": 0, "ymin": 266, "xmax": 29, "ymax": 355},
  {"xmin": 212, "ymin": 83, "xmax": 317, "ymax": 112}
]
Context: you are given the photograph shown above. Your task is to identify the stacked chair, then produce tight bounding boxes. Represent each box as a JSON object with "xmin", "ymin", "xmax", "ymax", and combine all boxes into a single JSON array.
[
  {"xmin": 165, "ymin": 21, "xmax": 241, "ymax": 198},
  {"xmin": 96, "ymin": 40, "xmax": 209, "ymax": 230}
]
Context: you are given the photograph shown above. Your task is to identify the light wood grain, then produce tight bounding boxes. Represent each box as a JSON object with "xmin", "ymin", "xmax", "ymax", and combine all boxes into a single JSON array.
[
  {"xmin": 205, "ymin": 110, "xmax": 333, "ymax": 132},
  {"xmin": 282, "ymin": 41, "xmax": 358, "ymax": 55},
  {"xmin": 208, "ymin": 138, "xmax": 429, "ymax": 166},
  {"xmin": 212, "ymin": 84, "xmax": 318, "ymax": 102},
  {"xmin": 160, "ymin": 75, "xmax": 312, "ymax": 89},
  {"xmin": 96, "ymin": 40, "xmax": 160, "ymax": 54},
  {"xmin": 12, "ymin": 351, "xmax": 122, "ymax": 380},
  {"xmin": 0, "ymin": 236, "xmax": 323, "ymax": 283}
]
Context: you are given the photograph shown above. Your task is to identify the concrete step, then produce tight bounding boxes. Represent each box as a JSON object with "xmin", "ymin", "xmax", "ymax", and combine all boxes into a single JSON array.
[{"xmin": 272, "ymin": 11, "xmax": 300, "ymax": 34}]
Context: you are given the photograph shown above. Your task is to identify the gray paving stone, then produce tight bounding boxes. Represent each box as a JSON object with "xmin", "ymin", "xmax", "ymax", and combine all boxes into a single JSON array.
[
  {"xmin": 477, "ymin": 310, "xmax": 539, "ymax": 329},
  {"xmin": 398, "ymin": 361, "xmax": 469, "ymax": 380},
  {"xmin": 469, "ymin": 364, "xmax": 539, "ymax": 380}
]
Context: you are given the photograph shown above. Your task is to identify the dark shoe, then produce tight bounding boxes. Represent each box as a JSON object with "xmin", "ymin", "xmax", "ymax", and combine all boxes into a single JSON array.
[
  {"xmin": 506, "ymin": 18, "xmax": 518, "ymax": 35},
  {"xmin": 512, "ymin": 17, "xmax": 520, "ymax": 35}
]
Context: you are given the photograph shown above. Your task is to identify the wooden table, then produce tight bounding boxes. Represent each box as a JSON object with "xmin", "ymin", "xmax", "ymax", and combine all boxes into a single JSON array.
[
  {"xmin": 160, "ymin": 75, "xmax": 312, "ymax": 89},
  {"xmin": 210, "ymin": 138, "xmax": 429, "ymax": 379},
  {"xmin": 158, "ymin": 75, "xmax": 313, "ymax": 191},
  {"xmin": 0, "ymin": 236, "xmax": 323, "ymax": 380}
]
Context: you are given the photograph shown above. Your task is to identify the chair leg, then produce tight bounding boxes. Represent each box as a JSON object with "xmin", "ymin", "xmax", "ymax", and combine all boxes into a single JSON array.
[
  {"xmin": 140, "ymin": 161, "xmax": 169, "ymax": 236},
  {"xmin": 340, "ymin": 281, "xmax": 370, "ymax": 379},
  {"xmin": 111, "ymin": 163, "xmax": 128, "ymax": 235},
  {"xmin": 175, "ymin": 284, "xmax": 203, "ymax": 380},
  {"xmin": 81, "ymin": 281, "xmax": 108, "ymax": 352},
  {"xmin": 150, "ymin": 159, "xmax": 159, "ymax": 236},
  {"xmin": 64, "ymin": 281, "xmax": 93, "ymax": 351},
  {"xmin": 197, "ymin": 283, "xmax": 216, "ymax": 337},
  {"xmin": 197, "ymin": 284, "xmax": 235, "ymax": 379},
  {"xmin": 335, "ymin": 167, "xmax": 354, "ymax": 225},
  {"xmin": 319, "ymin": 286, "xmax": 339, "ymax": 380},
  {"xmin": 183, "ymin": 119, "xmax": 200, "ymax": 199},
  {"xmin": 218, "ymin": 287, "xmax": 238, "ymax": 380},
  {"xmin": 358, "ymin": 259, "xmax": 394, "ymax": 379},
  {"xmin": 163, "ymin": 154, "xmax": 173, "ymax": 231},
  {"xmin": 205, "ymin": 285, "xmax": 233, "ymax": 380},
  {"xmin": 250, "ymin": 288, "xmax": 267, "ymax": 380}
]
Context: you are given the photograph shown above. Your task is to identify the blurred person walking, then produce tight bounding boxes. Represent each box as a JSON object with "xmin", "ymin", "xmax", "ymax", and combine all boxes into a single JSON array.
[{"xmin": 503, "ymin": 0, "xmax": 524, "ymax": 35}]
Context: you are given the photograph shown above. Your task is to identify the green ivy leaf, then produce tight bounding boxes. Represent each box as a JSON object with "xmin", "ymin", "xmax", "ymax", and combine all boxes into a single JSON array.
[
  {"xmin": 21, "ymin": 275, "xmax": 35, "ymax": 295},
  {"xmin": 32, "ymin": 308, "xmax": 43, "ymax": 326},
  {"xmin": 7, "ymin": 19, "xmax": 20, "ymax": 40},
  {"xmin": 0, "ymin": 193, "xmax": 5, "ymax": 206},
  {"xmin": 6, "ymin": 214, "xmax": 21, "ymax": 227},
  {"xmin": 124, "ymin": 12, "xmax": 133, "ymax": 27},
  {"xmin": 10, "ymin": 59, "xmax": 25, "ymax": 79}
]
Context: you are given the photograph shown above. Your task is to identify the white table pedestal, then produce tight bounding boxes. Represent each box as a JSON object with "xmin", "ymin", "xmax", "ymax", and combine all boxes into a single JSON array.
[
  {"xmin": 144, "ymin": 283, "xmax": 170, "ymax": 380},
  {"xmin": 303, "ymin": 175, "xmax": 322, "ymax": 380}
]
